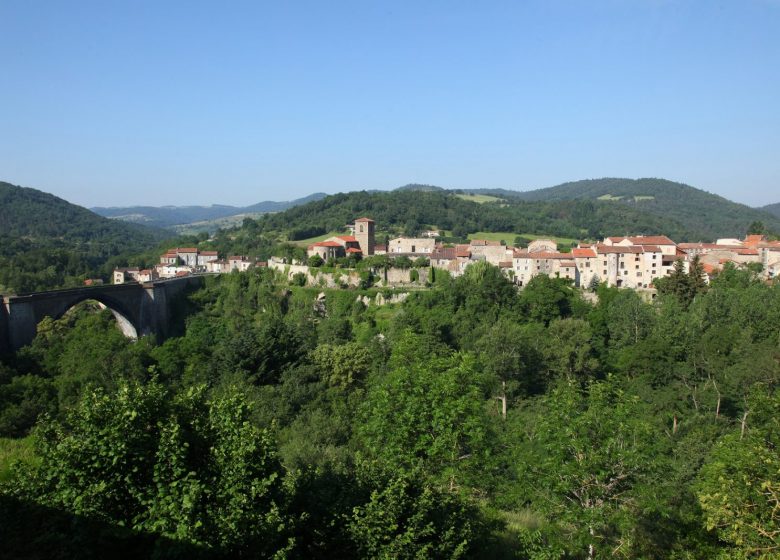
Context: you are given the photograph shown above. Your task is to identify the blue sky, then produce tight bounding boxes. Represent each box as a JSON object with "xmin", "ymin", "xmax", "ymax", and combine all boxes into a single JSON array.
[{"xmin": 1, "ymin": 0, "xmax": 778, "ymax": 207}]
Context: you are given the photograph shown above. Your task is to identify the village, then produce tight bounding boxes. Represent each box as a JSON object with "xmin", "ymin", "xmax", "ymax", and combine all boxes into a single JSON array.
[{"xmin": 113, "ymin": 216, "xmax": 780, "ymax": 290}]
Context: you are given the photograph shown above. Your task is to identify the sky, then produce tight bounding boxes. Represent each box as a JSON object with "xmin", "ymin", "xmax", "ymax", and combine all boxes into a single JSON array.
[{"xmin": 1, "ymin": 0, "xmax": 778, "ymax": 208}]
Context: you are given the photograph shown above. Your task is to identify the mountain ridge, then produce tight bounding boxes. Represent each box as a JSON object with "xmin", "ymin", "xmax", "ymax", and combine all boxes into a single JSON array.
[{"xmin": 92, "ymin": 192, "xmax": 329, "ymax": 229}]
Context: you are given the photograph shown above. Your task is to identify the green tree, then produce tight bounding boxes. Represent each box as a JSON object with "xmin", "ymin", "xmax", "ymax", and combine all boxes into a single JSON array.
[
  {"xmin": 515, "ymin": 379, "xmax": 654, "ymax": 559},
  {"xmin": 358, "ymin": 342, "xmax": 492, "ymax": 489},
  {"xmin": 348, "ymin": 467, "xmax": 484, "ymax": 559},
  {"xmin": 697, "ymin": 389, "xmax": 780, "ymax": 558},
  {"xmin": 310, "ymin": 342, "xmax": 372, "ymax": 390},
  {"xmin": 8, "ymin": 379, "xmax": 294, "ymax": 557}
]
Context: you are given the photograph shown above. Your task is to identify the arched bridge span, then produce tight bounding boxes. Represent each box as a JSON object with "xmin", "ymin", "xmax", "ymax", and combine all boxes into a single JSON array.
[{"xmin": 0, "ymin": 276, "xmax": 205, "ymax": 353}]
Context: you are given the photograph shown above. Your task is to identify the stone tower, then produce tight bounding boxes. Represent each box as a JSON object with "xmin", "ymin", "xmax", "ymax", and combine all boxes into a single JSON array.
[{"xmin": 354, "ymin": 217, "xmax": 375, "ymax": 256}]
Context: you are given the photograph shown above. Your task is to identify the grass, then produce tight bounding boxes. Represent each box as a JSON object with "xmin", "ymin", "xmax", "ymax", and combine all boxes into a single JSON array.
[
  {"xmin": 596, "ymin": 193, "xmax": 655, "ymax": 203},
  {"xmin": 0, "ymin": 436, "xmax": 37, "ymax": 483},
  {"xmin": 466, "ymin": 231, "xmax": 579, "ymax": 246},
  {"xmin": 454, "ymin": 193, "xmax": 504, "ymax": 204},
  {"xmin": 288, "ymin": 231, "xmax": 346, "ymax": 246}
]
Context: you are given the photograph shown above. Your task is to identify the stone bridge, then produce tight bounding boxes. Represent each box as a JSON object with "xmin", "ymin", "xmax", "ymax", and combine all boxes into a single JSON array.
[{"xmin": 0, "ymin": 275, "xmax": 206, "ymax": 353}]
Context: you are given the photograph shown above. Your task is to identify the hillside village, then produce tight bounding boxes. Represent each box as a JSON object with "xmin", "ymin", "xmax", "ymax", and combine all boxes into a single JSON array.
[
  {"xmin": 113, "ymin": 249, "xmax": 261, "ymax": 284},
  {"xmin": 304, "ymin": 218, "xmax": 780, "ymax": 289},
  {"xmin": 112, "ymin": 216, "xmax": 780, "ymax": 289}
]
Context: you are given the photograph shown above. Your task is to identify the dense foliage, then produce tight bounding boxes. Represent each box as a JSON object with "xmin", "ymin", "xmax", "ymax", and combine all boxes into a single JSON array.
[
  {"xmin": 504, "ymin": 177, "xmax": 780, "ymax": 240},
  {"xmin": 1, "ymin": 262, "xmax": 779, "ymax": 558},
  {"xmin": 249, "ymin": 189, "xmax": 698, "ymax": 242},
  {"xmin": 0, "ymin": 181, "xmax": 169, "ymax": 293}
]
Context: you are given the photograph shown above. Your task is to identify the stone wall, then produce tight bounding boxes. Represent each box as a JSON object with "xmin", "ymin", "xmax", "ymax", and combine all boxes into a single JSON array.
[{"xmin": 269, "ymin": 260, "xmax": 429, "ymax": 288}]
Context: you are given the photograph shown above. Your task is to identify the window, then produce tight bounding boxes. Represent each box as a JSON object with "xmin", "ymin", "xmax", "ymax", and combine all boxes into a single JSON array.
[
  {"xmin": 637, "ymin": 272, "xmax": 642, "ymax": 277},
  {"xmin": 635, "ymin": 265, "xmax": 639, "ymax": 269},
  {"xmin": 652, "ymin": 254, "xmax": 657, "ymax": 260},
  {"xmin": 603, "ymin": 260, "xmax": 607, "ymax": 266},
  {"xmin": 603, "ymin": 270, "xmax": 607, "ymax": 275},
  {"xmin": 585, "ymin": 262, "xmax": 590, "ymax": 268}
]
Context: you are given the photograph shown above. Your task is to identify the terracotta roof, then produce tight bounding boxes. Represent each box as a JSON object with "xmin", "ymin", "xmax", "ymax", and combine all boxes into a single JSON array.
[
  {"xmin": 513, "ymin": 249, "xmax": 529, "ymax": 258},
  {"xmin": 744, "ymin": 235, "xmax": 766, "ymax": 246},
  {"xmin": 470, "ymin": 239, "xmax": 501, "ymax": 246},
  {"xmin": 734, "ymin": 248, "xmax": 759, "ymax": 255},
  {"xmin": 312, "ymin": 241, "xmax": 342, "ymax": 248},
  {"xmin": 627, "ymin": 235, "xmax": 676, "ymax": 246},
  {"xmin": 228, "ymin": 255, "xmax": 248, "ymax": 260},
  {"xmin": 354, "ymin": 217, "xmax": 374, "ymax": 222},
  {"xmin": 346, "ymin": 247, "xmax": 363, "ymax": 253},
  {"xmin": 337, "ymin": 235, "xmax": 358, "ymax": 242},
  {"xmin": 455, "ymin": 244, "xmax": 471, "ymax": 258},
  {"xmin": 200, "ymin": 251, "xmax": 218, "ymax": 256},
  {"xmin": 572, "ymin": 248, "xmax": 596, "ymax": 258},
  {"xmin": 175, "ymin": 271, "xmax": 190, "ymax": 277},
  {"xmin": 432, "ymin": 247, "xmax": 457, "ymax": 260},
  {"xmin": 595, "ymin": 244, "xmax": 644, "ymax": 254},
  {"xmin": 678, "ymin": 243, "xmax": 724, "ymax": 249},
  {"xmin": 374, "ymin": 244, "xmax": 387, "ymax": 251},
  {"xmin": 499, "ymin": 261, "xmax": 512, "ymax": 268},
  {"xmin": 177, "ymin": 247, "xmax": 198, "ymax": 253}
]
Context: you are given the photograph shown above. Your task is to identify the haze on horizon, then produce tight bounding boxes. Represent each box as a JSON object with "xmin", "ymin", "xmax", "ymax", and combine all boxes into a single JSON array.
[{"xmin": 1, "ymin": 0, "xmax": 778, "ymax": 208}]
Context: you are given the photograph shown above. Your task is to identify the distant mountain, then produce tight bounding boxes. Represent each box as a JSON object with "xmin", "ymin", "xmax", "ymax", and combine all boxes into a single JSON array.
[
  {"xmin": 760, "ymin": 202, "xmax": 780, "ymax": 219},
  {"xmin": 0, "ymin": 181, "xmax": 170, "ymax": 293},
  {"xmin": 92, "ymin": 193, "xmax": 329, "ymax": 229},
  {"xmin": 500, "ymin": 178, "xmax": 780, "ymax": 240}
]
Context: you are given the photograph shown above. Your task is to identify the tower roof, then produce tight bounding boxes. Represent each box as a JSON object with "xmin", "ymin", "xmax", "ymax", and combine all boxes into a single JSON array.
[{"xmin": 354, "ymin": 217, "xmax": 374, "ymax": 222}]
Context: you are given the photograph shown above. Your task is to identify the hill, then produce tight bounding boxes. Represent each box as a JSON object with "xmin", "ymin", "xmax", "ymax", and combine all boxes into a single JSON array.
[
  {"xmin": 501, "ymin": 178, "xmax": 780, "ymax": 240},
  {"xmin": 246, "ymin": 189, "xmax": 699, "ymax": 244},
  {"xmin": 0, "ymin": 181, "xmax": 169, "ymax": 293},
  {"xmin": 760, "ymin": 202, "xmax": 780, "ymax": 219},
  {"xmin": 92, "ymin": 192, "xmax": 329, "ymax": 229},
  {"xmin": 394, "ymin": 183, "xmax": 446, "ymax": 192}
]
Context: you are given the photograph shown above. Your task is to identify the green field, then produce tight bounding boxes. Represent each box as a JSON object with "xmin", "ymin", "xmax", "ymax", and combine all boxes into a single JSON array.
[
  {"xmin": 454, "ymin": 193, "xmax": 505, "ymax": 204},
  {"xmin": 289, "ymin": 231, "xmax": 346, "ymax": 246},
  {"xmin": 0, "ymin": 436, "xmax": 37, "ymax": 483},
  {"xmin": 466, "ymin": 231, "xmax": 579, "ymax": 246},
  {"xmin": 597, "ymin": 193, "xmax": 655, "ymax": 203}
]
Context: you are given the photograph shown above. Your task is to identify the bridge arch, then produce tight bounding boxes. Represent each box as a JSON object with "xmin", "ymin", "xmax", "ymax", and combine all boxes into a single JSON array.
[{"xmin": 49, "ymin": 295, "xmax": 140, "ymax": 341}]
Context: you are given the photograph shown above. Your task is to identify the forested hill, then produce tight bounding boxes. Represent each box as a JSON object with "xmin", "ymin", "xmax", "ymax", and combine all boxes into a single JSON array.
[
  {"xmin": 760, "ymin": 202, "xmax": 780, "ymax": 218},
  {"xmin": 0, "ymin": 181, "xmax": 167, "ymax": 244},
  {"xmin": 0, "ymin": 181, "xmax": 169, "ymax": 293},
  {"xmin": 250, "ymin": 189, "xmax": 726, "ymax": 242},
  {"xmin": 92, "ymin": 192, "xmax": 329, "ymax": 229},
  {"xmin": 498, "ymin": 178, "xmax": 780, "ymax": 240}
]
